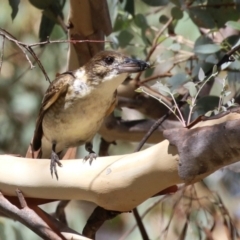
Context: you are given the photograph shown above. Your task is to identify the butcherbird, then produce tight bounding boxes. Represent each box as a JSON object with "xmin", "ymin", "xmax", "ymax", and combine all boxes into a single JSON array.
[{"xmin": 31, "ymin": 50, "xmax": 150, "ymax": 179}]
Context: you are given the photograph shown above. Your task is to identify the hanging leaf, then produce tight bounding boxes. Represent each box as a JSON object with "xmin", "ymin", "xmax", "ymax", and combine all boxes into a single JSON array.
[
  {"xmin": 118, "ymin": 30, "xmax": 134, "ymax": 47},
  {"xmin": 188, "ymin": 8, "xmax": 215, "ymax": 29},
  {"xmin": 152, "ymin": 82, "xmax": 171, "ymax": 96},
  {"xmin": 124, "ymin": 0, "xmax": 134, "ymax": 16},
  {"xmin": 8, "ymin": 0, "xmax": 20, "ymax": 20},
  {"xmin": 39, "ymin": 12, "xmax": 55, "ymax": 42},
  {"xmin": 134, "ymin": 14, "xmax": 148, "ymax": 30},
  {"xmin": 29, "ymin": 0, "xmax": 53, "ymax": 9},
  {"xmin": 171, "ymin": 7, "xmax": 183, "ymax": 20},
  {"xmin": 226, "ymin": 21, "xmax": 240, "ymax": 31},
  {"xmin": 168, "ymin": 73, "xmax": 189, "ymax": 90},
  {"xmin": 194, "ymin": 44, "xmax": 221, "ymax": 54},
  {"xmin": 198, "ymin": 68, "xmax": 205, "ymax": 81},
  {"xmin": 183, "ymin": 82, "xmax": 197, "ymax": 97}
]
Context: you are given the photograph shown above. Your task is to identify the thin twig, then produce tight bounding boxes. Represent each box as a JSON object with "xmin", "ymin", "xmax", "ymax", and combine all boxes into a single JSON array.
[
  {"xmin": 0, "ymin": 28, "xmax": 110, "ymax": 83},
  {"xmin": 0, "ymin": 191, "xmax": 65, "ymax": 240},
  {"xmin": 119, "ymin": 197, "xmax": 169, "ymax": 240},
  {"xmin": 134, "ymin": 17, "xmax": 174, "ymax": 83},
  {"xmin": 0, "ymin": 35, "xmax": 5, "ymax": 74},
  {"xmin": 132, "ymin": 208, "xmax": 149, "ymax": 240},
  {"xmin": 135, "ymin": 112, "xmax": 172, "ymax": 151}
]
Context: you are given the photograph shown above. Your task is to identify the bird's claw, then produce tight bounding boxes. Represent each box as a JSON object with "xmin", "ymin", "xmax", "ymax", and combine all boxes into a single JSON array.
[
  {"xmin": 50, "ymin": 151, "xmax": 62, "ymax": 179},
  {"xmin": 83, "ymin": 152, "xmax": 97, "ymax": 165}
]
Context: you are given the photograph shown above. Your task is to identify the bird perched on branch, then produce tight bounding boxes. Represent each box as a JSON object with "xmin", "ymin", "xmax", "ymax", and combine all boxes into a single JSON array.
[{"xmin": 30, "ymin": 50, "xmax": 149, "ymax": 179}]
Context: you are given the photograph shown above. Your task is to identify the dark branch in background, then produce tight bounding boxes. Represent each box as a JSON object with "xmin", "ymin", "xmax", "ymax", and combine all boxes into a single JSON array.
[
  {"xmin": 134, "ymin": 112, "xmax": 172, "ymax": 152},
  {"xmin": 54, "ymin": 200, "xmax": 70, "ymax": 225},
  {"xmin": 0, "ymin": 190, "xmax": 65, "ymax": 240},
  {"xmin": 132, "ymin": 209, "xmax": 149, "ymax": 240},
  {"xmin": 0, "ymin": 28, "xmax": 110, "ymax": 83},
  {"xmin": 82, "ymin": 206, "xmax": 120, "ymax": 239}
]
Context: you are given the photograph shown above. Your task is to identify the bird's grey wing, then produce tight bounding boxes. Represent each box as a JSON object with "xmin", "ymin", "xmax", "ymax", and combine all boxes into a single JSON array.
[{"xmin": 32, "ymin": 72, "xmax": 74, "ymax": 152}]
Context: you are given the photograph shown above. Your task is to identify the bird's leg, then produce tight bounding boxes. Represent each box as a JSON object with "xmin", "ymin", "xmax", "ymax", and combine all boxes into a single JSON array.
[
  {"xmin": 84, "ymin": 142, "xmax": 97, "ymax": 164},
  {"xmin": 50, "ymin": 142, "xmax": 63, "ymax": 179}
]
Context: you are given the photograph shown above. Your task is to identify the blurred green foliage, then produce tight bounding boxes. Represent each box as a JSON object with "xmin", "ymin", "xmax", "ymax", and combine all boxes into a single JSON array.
[{"xmin": 1, "ymin": 0, "xmax": 240, "ymax": 239}]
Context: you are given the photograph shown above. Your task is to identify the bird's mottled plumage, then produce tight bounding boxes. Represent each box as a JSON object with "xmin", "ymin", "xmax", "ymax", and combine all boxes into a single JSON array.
[{"xmin": 31, "ymin": 50, "xmax": 150, "ymax": 179}]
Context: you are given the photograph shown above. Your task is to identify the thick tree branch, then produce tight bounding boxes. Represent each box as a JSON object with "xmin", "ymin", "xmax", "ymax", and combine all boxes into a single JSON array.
[{"xmin": 2, "ymin": 112, "xmax": 240, "ymax": 213}]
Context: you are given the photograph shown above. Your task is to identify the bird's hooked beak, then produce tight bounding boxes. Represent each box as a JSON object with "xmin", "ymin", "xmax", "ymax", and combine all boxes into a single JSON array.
[{"xmin": 117, "ymin": 58, "xmax": 150, "ymax": 74}]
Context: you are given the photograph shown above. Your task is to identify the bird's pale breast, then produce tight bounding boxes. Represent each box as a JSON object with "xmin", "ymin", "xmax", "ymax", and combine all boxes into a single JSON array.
[{"xmin": 42, "ymin": 88, "xmax": 113, "ymax": 155}]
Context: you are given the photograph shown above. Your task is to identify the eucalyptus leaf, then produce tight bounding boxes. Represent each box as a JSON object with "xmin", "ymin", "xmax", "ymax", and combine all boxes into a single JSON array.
[
  {"xmin": 124, "ymin": 0, "xmax": 134, "ymax": 16},
  {"xmin": 226, "ymin": 21, "xmax": 240, "ymax": 31},
  {"xmin": 194, "ymin": 44, "xmax": 221, "ymax": 54},
  {"xmin": 198, "ymin": 68, "xmax": 205, "ymax": 81},
  {"xmin": 183, "ymin": 82, "xmax": 197, "ymax": 97},
  {"xmin": 29, "ymin": 0, "xmax": 53, "ymax": 9},
  {"xmin": 168, "ymin": 73, "xmax": 189, "ymax": 90},
  {"xmin": 155, "ymin": 82, "xmax": 171, "ymax": 96},
  {"xmin": 8, "ymin": 0, "xmax": 20, "ymax": 20},
  {"xmin": 118, "ymin": 30, "xmax": 134, "ymax": 47},
  {"xmin": 134, "ymin": 14, "xmax": 148, "ymax": 30},
  {"xmin": 171, "ymin": 7, "xmax": 183, "ymax": 20},
  {"xmin": 192, "ymin": 96, "xmax": 220, "ymax": 120},
  {"xmin": 169, "ymin": 43, "xmax": 181, "ymax": 52},
  {"xmin": 188, "ymin": 8, "xmax": 215, "ymax": 29},
  {"xmin": 39, "ymin": 12, "xmax": 55, "ymax": 42}
]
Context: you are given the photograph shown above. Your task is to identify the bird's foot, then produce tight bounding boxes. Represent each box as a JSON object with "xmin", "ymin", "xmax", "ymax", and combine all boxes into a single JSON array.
[
  {"xmin": 50, "ymin": 150, "xmax": 63, "ymax": 180},
  {"xmin": 83, "ymin": 152, "xmax": 97, "ymax": 165},
  {"xmin": 84, "ymin": 142, "xmax": 97, "ymax": 165}
]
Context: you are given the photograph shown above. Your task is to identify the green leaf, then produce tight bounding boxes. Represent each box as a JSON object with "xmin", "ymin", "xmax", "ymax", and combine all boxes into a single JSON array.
[
  {"xmin": 194, "ymin": 44, "xmax": 221, "ymax": 54},
  {"xmin": 124, "ymin": 0, "xmax": 134, "ymax": 16},
  {"xmin": 192, "ymin": 96, "xmax": 219, "ymax": 119},
  {"xmin": 8, "ymin": 0, "xmax": 20, "ymax": 20},
  {"xmin": 205, "ymin": 110, "xmax": 213, "ymax": 117},
  {"xmin": 29, "ymin": 0, "xmax": 53, "ymax": 9},
  {"xmin": 226, "ymin": 21, "xmax": 240, "ymax": 31},
  {"xmin": 134, "ymin": 14, "xmax": 148, "ymax": 30},
  {"xmin": 198, "ymin": 68, "xmax": 205, "ymax": 81},
  {"xmin": 152, "ymin": 82, "xmax": 171, "ymax": 96},
  {"xmin": 118, "ymin": 30, "xmax": 134, "ymax": 47},
  {"xmin": 141, "ymin": 0, "xmax": 168, "ymax": 6},
  {"xmin": 168, "ymin": 73, "xmax": 189, "ymax": 90},
  {"xmin": 169, "ymin": 43, "xmax": 181, "ymax": 52},
  {"xmin": 159, "ymin": 15, "xmax": 169, "ymax": 24},
  {"xmin": 188, "ymin": 8, "xmax": 215, "ymax": 29},
  {"xmin": 183, "ymin": 82, "xmax": 197, "ymax": 97},
  {"xmin": 171, "ymin": 7, "xmax": 183, "ymax": 20},
  {"xmin": 113, "ymin": 13, "xmax": 132, "ymax": 32},
  {"xmin": 158, "ymin": 83, "xmax": 171, "ymax": 95},
  {"xmin": 39, "ymin": 12, "xmax": 55, "ymax": 42}
]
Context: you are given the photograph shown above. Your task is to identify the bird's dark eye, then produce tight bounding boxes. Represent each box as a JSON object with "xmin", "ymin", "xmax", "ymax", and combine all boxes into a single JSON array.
[{"xmin": 104, "ymin": 56, "xmax": 114, "ymax": 65}]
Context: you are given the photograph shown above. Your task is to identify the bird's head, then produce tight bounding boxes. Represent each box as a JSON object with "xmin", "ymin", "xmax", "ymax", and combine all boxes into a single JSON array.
[{"xmin": 84, "ymin": 50, "xmax": 150, "ymax": 85}]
